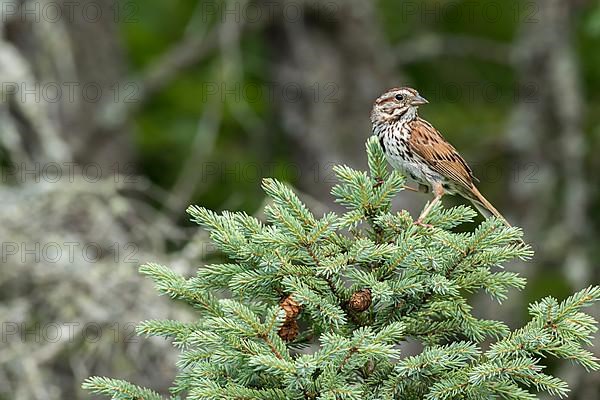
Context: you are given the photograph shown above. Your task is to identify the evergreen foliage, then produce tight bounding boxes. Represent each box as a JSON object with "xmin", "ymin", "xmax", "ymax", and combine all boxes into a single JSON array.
[{"xmin": 84, "ymin": 137, "xmax": 600, "ymax": 399}]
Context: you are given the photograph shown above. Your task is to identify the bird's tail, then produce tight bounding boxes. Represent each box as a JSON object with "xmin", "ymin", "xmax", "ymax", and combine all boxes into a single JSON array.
[{"xmin": 468, "ymin": 185, "xmax": 511, "ymax": 227}]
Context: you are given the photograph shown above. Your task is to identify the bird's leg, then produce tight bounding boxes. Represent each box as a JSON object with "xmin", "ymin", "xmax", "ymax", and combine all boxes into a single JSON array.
[{"xmin": 415, "ymin": 183, "xmax": 445, "ymax": 226}]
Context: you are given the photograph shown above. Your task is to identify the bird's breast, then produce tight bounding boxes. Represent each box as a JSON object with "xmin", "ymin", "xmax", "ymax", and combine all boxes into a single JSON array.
[{"xmin": 376, "ymin": 121, "xmax": 437, "ymax": 187}]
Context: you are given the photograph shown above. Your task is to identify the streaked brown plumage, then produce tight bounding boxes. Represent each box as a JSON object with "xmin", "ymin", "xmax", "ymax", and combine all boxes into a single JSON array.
[{"xmin": 371, "ymin": 87, "xmax": 510, "ymax": 226}]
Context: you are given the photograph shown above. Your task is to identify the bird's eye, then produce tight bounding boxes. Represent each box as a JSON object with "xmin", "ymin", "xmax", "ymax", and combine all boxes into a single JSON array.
[{"xmin": 395, "ymin": 94, "xmax": 404, "ymax": 101}]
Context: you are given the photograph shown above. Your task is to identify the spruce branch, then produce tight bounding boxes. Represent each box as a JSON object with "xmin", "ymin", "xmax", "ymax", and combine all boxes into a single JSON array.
[
  {"xmin": 85, "ymin": 138, "xmax": 599, "ymax": 400},
  {"xmin": 140, "ymin": 263, "xmax": 223, "ymax": 316},
  {"xmin": 82, "ymin": 377, "xmax": 165, "ymax": 400}
]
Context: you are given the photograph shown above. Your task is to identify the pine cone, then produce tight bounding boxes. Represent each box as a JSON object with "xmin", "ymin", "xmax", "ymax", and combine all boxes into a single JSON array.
[
  {"xmin": 349, "ymin": 289, "xmax": 372, "ymax": 312},
  {"xmin": 280, "ymin": 295, "xmax": 301, "ymax": 320},
  {"xmin": 278, "ymin": 319, "xmax": 299, "ymax": 342}
]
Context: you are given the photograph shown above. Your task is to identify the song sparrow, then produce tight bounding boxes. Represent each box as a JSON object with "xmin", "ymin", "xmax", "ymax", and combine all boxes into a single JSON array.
[{"xmin": 371, "ymin": 87, "xmax": 510, "ymax": 227}]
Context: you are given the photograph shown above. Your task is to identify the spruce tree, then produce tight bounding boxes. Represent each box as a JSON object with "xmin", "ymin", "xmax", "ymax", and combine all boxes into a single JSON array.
[{"xmin": 84, "ymin": 137, "xmax": 600, "ymax": 399}]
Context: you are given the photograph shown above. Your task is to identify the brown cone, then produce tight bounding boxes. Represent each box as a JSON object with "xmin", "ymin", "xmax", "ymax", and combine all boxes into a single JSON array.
[
  {"xmin": 278, "ymin": 319, "xmax": 299, "ymax": 342},
  {"xmin": 349, "ymin": 289, "xmax": 372, "ymax": 312},
  {"xmin": 280, "ymin": 295, "xmax": 302, "ymax": 320}
]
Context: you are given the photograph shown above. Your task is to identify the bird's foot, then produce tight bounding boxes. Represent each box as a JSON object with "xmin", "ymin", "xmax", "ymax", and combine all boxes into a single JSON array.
[{"xmin": 374, "ymin": 177, "xmax": 385, "ymax": 188}]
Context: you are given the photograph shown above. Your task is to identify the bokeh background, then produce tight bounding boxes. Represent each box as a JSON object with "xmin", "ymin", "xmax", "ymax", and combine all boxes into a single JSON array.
[{"xmin": 1, "ymin": 0, "xmax": 599, "ymax": 398}]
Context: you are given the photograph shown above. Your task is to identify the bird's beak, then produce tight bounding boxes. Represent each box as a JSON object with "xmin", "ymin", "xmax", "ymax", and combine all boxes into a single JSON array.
[{"xmin": 411, "ymin": 95, "xmax": 429, "ymax": 106}]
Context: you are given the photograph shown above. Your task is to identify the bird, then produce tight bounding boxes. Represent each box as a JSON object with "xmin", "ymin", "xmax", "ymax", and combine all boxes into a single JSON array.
[{"xmin": 370, "ymin": 87, "xmax": 510, "ymax": 227}]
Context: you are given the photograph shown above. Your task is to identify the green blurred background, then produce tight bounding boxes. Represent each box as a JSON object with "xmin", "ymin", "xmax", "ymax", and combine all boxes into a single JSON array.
[{"xmin": 0, "ymin": 0, "xmax": 599, "ymax": 398}]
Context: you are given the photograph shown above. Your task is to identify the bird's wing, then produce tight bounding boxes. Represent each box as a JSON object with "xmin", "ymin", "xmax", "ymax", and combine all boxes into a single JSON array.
[{"xmin": 408, "ymin": 118, "xmax": 476, "ymax": 190}]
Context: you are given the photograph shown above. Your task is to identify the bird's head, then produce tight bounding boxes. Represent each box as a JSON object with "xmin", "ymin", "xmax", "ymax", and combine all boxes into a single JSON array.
[{"xmin": 370, "ymin": 87, "xmax": 428, "ymax": 123}]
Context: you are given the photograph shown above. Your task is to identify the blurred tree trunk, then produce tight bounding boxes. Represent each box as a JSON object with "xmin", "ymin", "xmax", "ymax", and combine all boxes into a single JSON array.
[
  {"xmin": 0, "ymin": 3, "xmax": 159, "ymax": 400},
  {"xmin": 506, "ymin": 1, "xmax": 597, "ymax": 396},
  {"xmin": 263, "ymin": 0, "xmax": 399, "ymax": 202},
  {"xmin": 507, "ymin": 0, "xmax": 590, "ymax": 283},
  {"xmin": 1, "ymin": 0, "xmax": 134, "ymax": 167}
]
